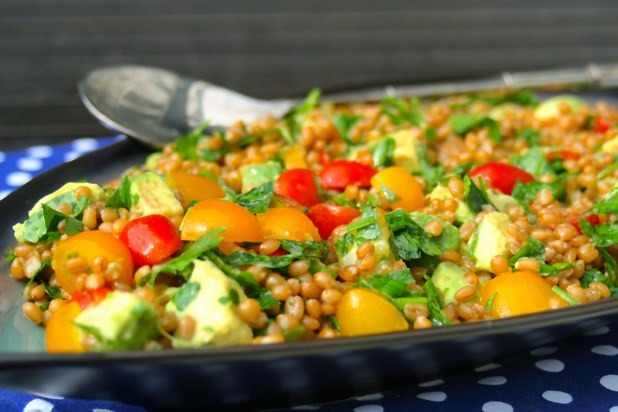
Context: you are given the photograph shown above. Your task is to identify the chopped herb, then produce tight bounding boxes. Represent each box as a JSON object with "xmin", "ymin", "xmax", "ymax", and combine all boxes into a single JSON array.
[
  {"xmin": 326, "ymin": 314, "xmax": 341, "ymax": 332},
  {"xmin": 484, "ymin": 292, "xmax": 497, "ymax": 313},
  {"xmin": 581, "ymin": 268, "xmax": 617, "ymax": 296},
  {"xmin": 511, "ymin": 148, "xmax": 553, "ymax": 177},
  {"xmin": 282, "ymin": 325, "xmax": 311, "ymax": 341},
  {"xmin": 218, "ymin": 289, "xmax": 240, "ymax": 306},
  {"xmin": 22, "ymin": 193, "xmax": 91, "ymax": 243},
  {"xmin": 423, "ymin": 276, "xmax": 450, "ymax": 325},
  {"xmin": 464, "ymin": 175, "xmax": 494, "ymax": 213},
  {"xmin": 416, "ymin": 143, "xmax": 444, "ymax": 189},
  {"xmin": 517, "ymin": 128, "xmax": 541, "ymax": 147},
  {"xmin": 5, "ymin": 250, "xmax": 16, "ymax": 263},
  {"xmin": 232, "ymin": 182, "xmax": 274, "ymax": 213},
  {"xmin": 448, "ymin": 114, "xmax": 501, "ymax": 144},
  {"xmin": 172, "ymin": 281, "xmax": 201, "ymax": 311},
  {"xmin": 370, "ymin": 137, "xmax": 396, "ymax": 167},
  {"xmin": 597, "ymin": 158, "xmax": 618, "ymax": 180},
  {"xmin": 511, "ymin": 178, "xmax": 567, "ymax": 208},
  {"xmin": 356, "ymin": 268, "xmax": 416, "ymax": 300},
  {"xmin": 579, "ymin": 220, "xmax": 618, "ymax": 248},
  {"xmin": 332, "ymin": 113, "xmax": 363, "ymax": 146},
  {"xmin": 346, "ymin": 207, "xmax": 381, "ymax": 241},
  {"xmin": 551, "ymin": 286, "xmax": 579, "ymax": 306},
  {"xmin": 539, "ymin": 261, "xmax": 574, "ymax": 276},
  {"xmin": 592, "ymin": 186, "xmax": 618, "ymax": 214},
  {"xmin": 380, "ymin": 96, "xmax": 424, "ymax": 127},
  {"xmin": 508, "ymin": 236, "xmax": 545, "ymax": 266},
  {"xmin": 280, "ymin": 89, "xmax": 321, "ymax": 144},
  {"xmin": 471, "ymin": 90, "xmax": 539, "ymax": 107},
  {"xmin": 173, "ymin": 123, "xmax": 208, "ymax": 160},
  {"xmin": 145, "ymin": 229, "xmax": 224, "ymax": 285},
  {"xmin": 105, "ymin": 175, "xmax": 134, "ymax": 209}
]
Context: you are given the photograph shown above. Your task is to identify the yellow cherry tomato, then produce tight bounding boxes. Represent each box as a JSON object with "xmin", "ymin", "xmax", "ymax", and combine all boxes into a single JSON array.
[
  {"xmin": 336, "ymin": 288, "xmax": 409, "ymax": 336},
  {"xmin": 45, "ymin": 301, "xmax": 84, "ymax": 353},
  {"xmin": 370, "ymin": 166, "xmax": 425, "ymax": 212},
  {"xmin": 52, "ymin": 230, "xmax": 134, "ymax": 294},
  {"xmin": 180, "ymin": 199, "xmax": 264, "ymax": 243},
  {"xmin": 257, "ymin": 207, "xmax": 321, "ymax": 242},
  {"xmin": 480, "ymin": 270, "xmax": 568, "ymax": 318},
  {"xmin": 166, "ymin": 170, "xmax": 225, "ymax": 209}
]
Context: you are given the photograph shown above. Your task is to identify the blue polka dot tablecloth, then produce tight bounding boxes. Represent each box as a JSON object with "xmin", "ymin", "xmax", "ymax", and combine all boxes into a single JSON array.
[{"xmin": 1, "ymin": 137, "xmax": 618, "ymax": 412}]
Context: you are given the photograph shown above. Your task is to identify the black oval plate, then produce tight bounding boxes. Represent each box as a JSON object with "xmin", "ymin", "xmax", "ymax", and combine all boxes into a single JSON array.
[{"xmin": 1, "ymin": 97, "xmax": 618, "ymax": 412}]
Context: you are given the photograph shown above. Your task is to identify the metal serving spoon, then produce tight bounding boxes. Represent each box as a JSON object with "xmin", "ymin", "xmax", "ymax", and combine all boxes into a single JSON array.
[{"xmin": 79, "ymin": 63, "xmax": 618, "ymax": 149}]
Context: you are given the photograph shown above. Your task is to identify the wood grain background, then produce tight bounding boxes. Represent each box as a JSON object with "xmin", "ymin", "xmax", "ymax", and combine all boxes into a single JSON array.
[{"xmin": 2, "ymin": 0, "xmax": 618, "ymax": 147}]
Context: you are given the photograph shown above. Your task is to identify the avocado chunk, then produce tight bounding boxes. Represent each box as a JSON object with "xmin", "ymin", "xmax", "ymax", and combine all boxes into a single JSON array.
[
  {"xmin": 486, "ymin": 189, "xmax": 519, "ymax": 213},
  {"xmin": 428, "ymin": 184, "xmax": 474, "ymax": 223},
  {"xmin": 166, "ymin": 259, "xmax": 253, "ymax": 348},
  {"xmin": 431, "ymin": 261, "xmax": 474, "ymax": 305},
  {"xmin": 74, "ymin": 291, "xmax": 159, "ymax": 350},
  {"xmin": 240, "ymin": 161, "xmax": 283, "ymax": 193},
  {"xmin": 13, "ymin": 182, "xmax": 105, "ymax": 243},
  {"xmin": 468, "ymin": 212, "xmax": 511, "ymax": 271},
  {"xmin": 534, "ymin": 95, "xmax": 586, "ymax": 121},
  {"xmin": 130, "ymin": 172, "xmax": 183, "ymax": 217}
]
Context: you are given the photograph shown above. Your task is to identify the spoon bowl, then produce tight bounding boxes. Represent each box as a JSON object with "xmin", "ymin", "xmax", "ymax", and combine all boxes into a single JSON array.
[{"xmin": 79, "ymin": 65, "xmax": 297, "ymax": 148}]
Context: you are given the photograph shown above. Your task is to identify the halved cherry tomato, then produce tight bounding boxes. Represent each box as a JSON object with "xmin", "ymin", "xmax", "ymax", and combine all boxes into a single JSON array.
[
  {"xmin": 336, "ymin": 288, "xmax": 409, "ymax": 336},
  {"xmin": 480, "ymin": 271, "xmax": 568, "ymax": 318},
  {"xmin": 70, "ymin": 287, "xmax": 110, "ymax": 310},
  {"xmin": 46, "ymin": 301, "xmax": 85, "ymax": 353},
  {"xmin": 119, "ymin": 214, "xmax": 182, "ymax": 266},
  {"xmin": 546, "ymin": 150, "xmax": 580, "ymax": 162},
  {"xmin": 307, "ymin": 203, "xmax": 361, "ymax": 239},
  {"xmin": 257, "ymin": 207, "xmax": 321, "ymax": 242},
  {"xmin": 318, "ymin": 160, "xmax": 377, "ymax": 190},
  {"xmin": 370, "ymin": 166, "xmax": 425, "ymax": 212},
  {"xmin": 468, "ymin": 163, "xmax": 535, "ymax": 195},
  {"xmin": 274, "ymin": 169, "xmax": 321, "ymax": 207},
  {"xmin": 52, "ymin": 231, "xmax": 134, "ymax": 294},
  {"xmin": 569, "ymin": 213, "xmax": 601, "ymax": 235},
  {"xmin": 595, "ymin": 116, "xmax": 613, "ymax": 133},
  {"xmin": 166, "ymin": 170, "xmax": 225, "ymax": 208},
  {"xmin": 180, "ymin": 199, "xmax": 264, "ymax": 243}
]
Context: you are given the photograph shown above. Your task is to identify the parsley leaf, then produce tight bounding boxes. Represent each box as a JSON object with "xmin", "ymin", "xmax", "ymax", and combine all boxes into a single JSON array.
[
  {"xmin": 380, "ymin": 96, "xmax": 424, "ymax": 127},
  {"xmin": 517, "ymin": 128, "xmax": 541, "ymax": 147},
  {"xmin": 579, "ymin": 220, "xmax": 618, "ymax": 248},
  {"xmin": 448, "ymin": 114, "xmax": 501, "ymax": 143},
  {"xmin": 423, "ymin": 276, "xmax": 450, "ymax": 325},
  {"xmin": 508, "ymin": 236, "xmax": 545, "ymax": 266},
  {"xmin": 511, "ymin": 148, "xmax": 553, "ymax": 177},
  {"xmin": 370, "ymin": 137, "xmax": 396, "ymax": 167},
  {"xmin": 22, "ymin": 192, "xmax": 91, "ymax": 243},
  {"xmin": 332, "ymin": 113, "xmax": 363, "ymax": 146},
  {"xmin": 173, "ymin": 123, "xmax": 208, "ymax": 160},
  {"xmin": 464, "ymin": 175, "xmax": 494, "ymax": 213},
  {"xmin": 232, "ymin": 182, "xmax": 274, "ymax": 213},
  {"xmin": 280, "ymin": 89, "xmax": 321, "ymax": 144},
  {"xmin": 172, "ymin": 282, "xmax": 201, "ymax": 311},
  {"xmin": 416, "ymin": 143, "xmax": 444, "ymax": 189},
  {"xmin": 592, "ymin": 186, "xmax": 618, "ymax": 214},
  {"xmin": 105, "ymin": 175, "xmax": 134, "ymax": 209}
]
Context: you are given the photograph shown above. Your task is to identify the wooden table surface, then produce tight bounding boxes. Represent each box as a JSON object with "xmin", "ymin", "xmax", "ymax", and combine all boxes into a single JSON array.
[{"xmin": 2, "ymin": 0, "xmax": 618, "ymax": 148}]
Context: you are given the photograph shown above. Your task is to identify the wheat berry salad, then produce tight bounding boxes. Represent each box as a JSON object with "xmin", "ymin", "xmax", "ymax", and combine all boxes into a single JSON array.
[{"xmin": 6, "ymin": 89, "xmax": 618, "ymax": 353}]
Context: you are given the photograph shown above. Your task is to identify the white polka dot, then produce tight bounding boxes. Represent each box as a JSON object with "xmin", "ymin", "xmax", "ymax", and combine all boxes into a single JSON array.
[
  {"xmin": 417, "ymin": 391, "xmax": 447, "ymax": 402},
  {"xmin": 482, "ymin": 401, "xmax": 514, "ymax": 412},
  {"xmin": 23, "ymin": 398, "xmax": 54, "ymax": 412},
  {"xmin": 17, "ymin": 157, "xmax": 43, "ymax": 172},
  {"xmin": 72, "ymin": 137, "xmax": 99, "ymax": 152},
  {"xmin": 6, "ymin": 171, "xmax": 32, "ymax": 186},
  {"xmin": 0, "ymin": 151, "xmax": 5, "ymax": 163},
  {"xmin": 0, "ymin": 190, "xmax": 10, "ymax": 200},
  {"xmin": 542, "ymin": 390, "xmax": 573, "ymax": 404},
  {"xmin": 583, "ymin": 326, "xmax": 611, "ymax": 336},
  {"xmin": 418, "ymin": 378, "xmax": 444, "ymax": 387},
  {"xmin": 535, "ymin": 359, "xmax": 565, "ymax": 373},
  {"xmin": 530, "ymin": 346, "xmax": 558, "ymax": 356},
  {"xmin": 64, "ymin": 151, "xmax": 80, "ymax": 162},
  {"xmin": 475, "ymin": 362, "xmax": 502, "ymax": 372},
  {"xmin": 601, "ymin": 374, "xmax": 618, "ymax": 392},
  {"xmin": 478, "ymin": 376, "xmax": 507, "ymax": 386},
  {"xmin": 353, "ymin": 406, "xmax": 383, "ymax": 412},
  {"xmin": 591, "ymin": 345, "xmax": 618, "ymax": 356},
  {"xmin": 31, "ymin": 391, "xmax": 64, "ymax": 400},
  {"xmin": 26, "ymin": 145, "xmax": 53, "ymax": 158},
  {"xmin": 355, "ymin": 393, "xmax": 384, "ymax": 401},
  {"xmin": 609, "ymin": 406, "xmax": 618, "ymax": 412}
]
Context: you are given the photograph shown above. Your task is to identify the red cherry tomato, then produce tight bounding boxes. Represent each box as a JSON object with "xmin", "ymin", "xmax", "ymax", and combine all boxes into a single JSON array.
[
  {"xmin": 274, "ymin": 169, "xmax": 321, "ymax": 207},
  {"xmin": 307, "ymin": 203, "xmax": 362, "ymax": 239},
  {"xmin": 569, "ymin": 213, "xmax": 601, "ymax": 235},
  {"xmin": 546, "ymin": 150, "xmax": 580, "ymax": 162},
  {"xmin": 119, "ymin": 214, "xmax": 182, "ymax": 266},
  {"xmin": 595, "ymin": 117, "xmax": 613, "ymax": 133},
  {"xmin": 468, "ymin": 163, "xmax": 535, "ymax": 195},
  {"xmin": 70, "ymin": 287, "xmax": 111, "ymax": 310},
  {"xmin": 318, "ymin": 160, "xmax": 377, "ymax": 190}
]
